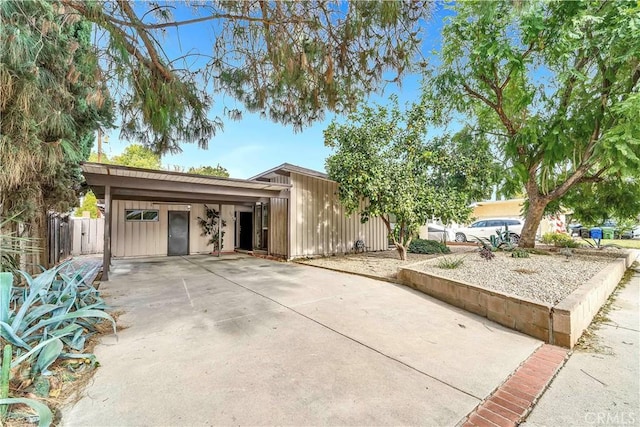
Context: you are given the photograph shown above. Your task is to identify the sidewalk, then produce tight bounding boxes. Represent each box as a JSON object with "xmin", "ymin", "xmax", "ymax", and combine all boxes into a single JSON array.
[{"xmin": 523, "ymin": 267, "xmax": 640, "ymax": 426}]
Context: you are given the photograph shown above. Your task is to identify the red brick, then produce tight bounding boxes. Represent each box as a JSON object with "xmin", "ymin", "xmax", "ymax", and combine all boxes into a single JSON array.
[
  {"xmin": 494, "ymin": 390, "xmax": 532, "ymax": 410},
  {"xmin": 469, "ymin": 413, "xmax": 499, "ymax": 427},
  {"xmin": 501, "ymin": 384, "xmax": 537, "ymax": 402},
  {"xmin": 462, "ymin": 421, "xmax": 478, "ymax": 427},
  {"xmin": 541, "ymin": 344, "xmax": 568, "ymax": 355},
  {"xmin": 528, "ymin": 355, "xmax": 562, "ymax": 370},
  {"xmin": 512, "ymin": 371, "xmax": 549, "ymax": 388},
  {"xmin": 489, "ymin": 395, "xmax": 528, "ymax": 416},
  {"xmin": 533, "ymin": 350, "xmax": 566, "ymax": 364},
  {"xmin": 506, "ymin": 377, "xmax": 544, "ymax": 396},
  {"xmin": 477, "ymin": 407, "xmax": 516, "ymax": 427},
  {"xmin": 483, "ymin": 401, "xmax": 521, "ymax": 424},
  {"xmin": 520, "ymin": 365, "xmax": 556, "ymax": 378}
]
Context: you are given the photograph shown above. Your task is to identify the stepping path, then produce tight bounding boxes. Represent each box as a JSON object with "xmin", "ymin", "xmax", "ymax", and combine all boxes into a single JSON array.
[{"xmin": 462, "ymin": 345, "xmax": 569, "ymax": 427}]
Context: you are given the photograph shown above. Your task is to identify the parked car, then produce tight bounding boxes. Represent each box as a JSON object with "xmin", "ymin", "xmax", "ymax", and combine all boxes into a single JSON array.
[
  {"xmin": 568, "ymin": 223, "xmax": 582, "ymax": 237},
  {"xmin": 453, "ymin": 218, "xmax": 524, "ymax": 244},
  {"xmin": 621, "ymin": 225, "xmax": 640, "ymax": 239}
]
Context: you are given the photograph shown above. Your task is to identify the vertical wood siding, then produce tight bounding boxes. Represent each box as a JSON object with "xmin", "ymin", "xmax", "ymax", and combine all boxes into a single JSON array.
[
  {"xmin": 287, "ymin": 172, "xmax": 388, "ymax": 258},
  {"xmin": 268, "ymin": 175, "xmax": 289, "ymax": 258},
  {"xmin": 111, "ymin": 201, "xmax": 235, "ymax": 257}
]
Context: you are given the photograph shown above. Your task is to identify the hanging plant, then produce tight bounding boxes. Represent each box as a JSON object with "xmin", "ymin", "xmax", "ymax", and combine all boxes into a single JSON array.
[{"xmin": 197, "ymin": 205, "xmax": 226, "ymax": 254}]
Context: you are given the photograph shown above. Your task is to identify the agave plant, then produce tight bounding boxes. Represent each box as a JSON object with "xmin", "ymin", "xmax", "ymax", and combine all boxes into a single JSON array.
[{"xmin": 0, "ymin": 261, "xmax": 116, "ymax": 376}]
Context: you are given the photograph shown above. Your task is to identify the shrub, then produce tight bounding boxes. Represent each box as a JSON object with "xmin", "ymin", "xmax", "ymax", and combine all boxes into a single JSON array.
[
  {"xmin": 479, "ymin": 246, "xmax": 495, "ymax": 261},
  {"xmin": 511, "ymin": 248, "xmax": 530, "ymax": 258},
  {"xmin": 436, "ymin": 256, "xmax": 464, "ymax": 269},
  {"xmin": 541, "ymin": 232, "xmax": 580, "ymax": 248},
  {"xmin": 408, "ymin": 239, "xmax": 451, "ymax": 254}
]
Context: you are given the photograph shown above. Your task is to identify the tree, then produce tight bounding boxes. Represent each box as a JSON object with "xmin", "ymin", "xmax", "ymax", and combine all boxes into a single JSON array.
[
  {"xmin": 1, "ymin": 0, "xmax": 113, "ymax": 266},
  {"xmin": 429, "ymin": 1, "xmax": 640, "ymax": 247},
  {"xmin": 59, "ymin": 1, "xmax": 432, "ymax": 154},
  {"xmin": 324, "ymin": 95, "xmax": 487, "ymax": 260},
  {"xmin": 73, "ymin": 191, "xmax": 100, "ymax": 218},
  {"xmin": 187, "ymin": 165, "xmax": 230, "ymax": 178},
  {"xmin": 111, "ymin": 144, "xmax": 161, "ymax": 170}
]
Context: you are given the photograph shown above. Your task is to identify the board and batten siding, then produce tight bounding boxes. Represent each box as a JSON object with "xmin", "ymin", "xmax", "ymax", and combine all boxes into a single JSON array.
[
  {"xmin": 287, "ymin": 172, "xmax": 388, "ymax": 258},
  {"xmin": 268, "ymin": 175, "xmax": 289, "ymax": 258},
  {"xmin": 111, "ymin": 201, "xmax": 235, "ymax": 257}
]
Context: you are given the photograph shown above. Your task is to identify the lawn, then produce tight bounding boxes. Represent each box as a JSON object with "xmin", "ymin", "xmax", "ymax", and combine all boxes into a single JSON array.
[{"xmin": 581, "ymin": 239, "xmax": 640, "ymax": 249}]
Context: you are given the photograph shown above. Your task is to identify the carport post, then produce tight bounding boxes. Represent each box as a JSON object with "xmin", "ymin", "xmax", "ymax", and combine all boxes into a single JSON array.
[
  {"xmin": 102, "ymin": 185, "xmax": 111, "ymax": 281},
  {"xmin": 218, "ymin": 203, "xmax": 221, "ymax": 257}
]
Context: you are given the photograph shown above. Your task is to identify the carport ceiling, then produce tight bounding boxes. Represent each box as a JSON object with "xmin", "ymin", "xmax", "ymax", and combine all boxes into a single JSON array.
[{"xmin": 81, "ymin": 162, "xmax": 290, "ymax": 205}]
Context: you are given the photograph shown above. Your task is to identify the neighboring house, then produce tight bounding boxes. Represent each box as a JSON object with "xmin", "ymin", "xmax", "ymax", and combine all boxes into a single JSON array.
[{"xmin": 81, "ymin": 162, "xmax": 388, "ymax": 279}]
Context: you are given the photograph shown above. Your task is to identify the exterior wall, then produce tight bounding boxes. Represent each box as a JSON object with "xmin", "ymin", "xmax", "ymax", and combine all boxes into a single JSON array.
[
  {"xmin": 269, "ymin": 175, "xmax": 289, "ymax": 258},
  {"xmin": 111, "ymin": 201, "xmax": 235, "ymax": 257},
  {"xmin": 287, "ymin": 172, "xmax": 388, "ymax": 258},
  {"xmin": 472, "ymin": 199, "xmax": 525, "ymax": 219}
]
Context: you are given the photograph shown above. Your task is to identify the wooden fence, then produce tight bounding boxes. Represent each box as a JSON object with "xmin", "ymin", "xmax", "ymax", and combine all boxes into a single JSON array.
[{"xmin": 71, "ymin": 217, "xmax": 104, "ymax": 255}]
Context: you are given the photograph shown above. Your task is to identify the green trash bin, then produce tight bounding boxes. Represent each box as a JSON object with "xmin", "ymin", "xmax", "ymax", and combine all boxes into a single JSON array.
[{"xmin": 602, "ymin": 227, "xmax": 615, "ymax": 240}]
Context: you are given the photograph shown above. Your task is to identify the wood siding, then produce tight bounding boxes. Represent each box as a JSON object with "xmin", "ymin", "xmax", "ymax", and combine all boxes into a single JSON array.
[
  {"xmin": 268, "ymin": 175, "xmax": 289, "ymax": 258},
  {"xmin": 286, "ymin": 172, "xmax": 388, "ymax": 259},
  {"xmin": 111, "ymin": 201, "xmax": 235, "ymax": 257}
]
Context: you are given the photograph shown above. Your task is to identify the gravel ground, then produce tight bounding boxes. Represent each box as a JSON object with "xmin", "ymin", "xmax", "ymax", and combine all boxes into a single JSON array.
[{"xmin": 301, "ymin": 247, "xmax": 615, "ymax": 305}]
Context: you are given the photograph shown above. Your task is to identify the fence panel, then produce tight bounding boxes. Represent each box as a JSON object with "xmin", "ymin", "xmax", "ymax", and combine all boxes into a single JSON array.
[{"xmin": 71, "ymin": 217, "xmax": 104, "ymax": 255}]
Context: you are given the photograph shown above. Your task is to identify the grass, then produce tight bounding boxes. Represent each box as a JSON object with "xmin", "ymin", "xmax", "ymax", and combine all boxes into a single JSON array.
[
  {"xmin": 436, "ymin": 256, "xmax": 465, "ymax": 269},
  {"xmin": 602, "ymin": 239, "xmax": 640, "ymax": 249}
]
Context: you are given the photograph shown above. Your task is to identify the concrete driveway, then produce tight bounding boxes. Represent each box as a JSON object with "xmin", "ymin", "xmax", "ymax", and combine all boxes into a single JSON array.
[{"xmin": 63, "ymin": 255, "xmax": 541, "ymax": 426}]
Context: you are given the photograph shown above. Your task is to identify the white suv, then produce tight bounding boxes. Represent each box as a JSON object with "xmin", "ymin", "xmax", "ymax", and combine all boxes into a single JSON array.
[{"xmin": 453, "ymin": 218, "xmax": 524, "ymax": 244}]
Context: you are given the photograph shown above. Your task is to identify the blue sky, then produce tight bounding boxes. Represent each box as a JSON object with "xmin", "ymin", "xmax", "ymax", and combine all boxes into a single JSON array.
[{"xmin": 101, "ymin": 3, "xmax": 453, "ymax": 179}]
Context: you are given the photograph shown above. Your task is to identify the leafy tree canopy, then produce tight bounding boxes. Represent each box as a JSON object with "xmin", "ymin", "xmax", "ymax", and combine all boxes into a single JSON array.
[
  {"xmin": 104, "ymin": 144, "xmax": 161, "ymax": 170},
  {"xmin": 73, "ymin": 190, "xmax": 100, "ymax": 218},
  {"xmin": 60, "ymin": 0, "xmax": 433, "ymax": 154},
  {"xmin": 429, "ymin": 0, "xmax": 640, "ymax": 247},
  {"xmin": 324, "ymin": 94, "xmax": 492, "ymax": 260},
  {"xmin": 187, "ymin": 165, "xmax": 230, "ymax": 178}
]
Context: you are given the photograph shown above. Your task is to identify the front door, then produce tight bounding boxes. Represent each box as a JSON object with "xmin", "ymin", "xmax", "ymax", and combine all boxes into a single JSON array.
[
  {"xmin": 239, "ymin": 212, "xmax": 253, "ymax": 250},
  {"xmin": 168, "ymin": 211, "xmax": 189, "ymax": 256}
]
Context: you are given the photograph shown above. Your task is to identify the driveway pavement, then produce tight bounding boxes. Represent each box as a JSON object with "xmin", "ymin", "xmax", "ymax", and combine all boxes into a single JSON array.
[{"xmin": 63, "ymin": 255, "xmax": 541, "ymax": 426}]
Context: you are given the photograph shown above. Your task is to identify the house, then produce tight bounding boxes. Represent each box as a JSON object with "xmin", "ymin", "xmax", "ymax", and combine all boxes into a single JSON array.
[{"xmin": 81, "ymin": 162, "xmax": 388, "ymax": 279}]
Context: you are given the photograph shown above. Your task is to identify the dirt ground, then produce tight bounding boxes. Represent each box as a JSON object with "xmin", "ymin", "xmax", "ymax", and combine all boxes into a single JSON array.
[{"xmin": 299, "ymin": 246, "xmax": 476, "ymax": 280}]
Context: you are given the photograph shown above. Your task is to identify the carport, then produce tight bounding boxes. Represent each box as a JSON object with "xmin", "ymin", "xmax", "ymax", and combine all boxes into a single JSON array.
[{"xmin": 81, "ymin": 162, "xmax": 290, "ymax": 280}]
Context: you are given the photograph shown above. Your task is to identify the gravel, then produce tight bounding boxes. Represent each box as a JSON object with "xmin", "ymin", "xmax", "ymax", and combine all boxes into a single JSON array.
[
  {"xmin": 416, "ymin": 251, "xmax": 611, "ymax": 305},
  {"xmin": 301, "ymin": 247, "xmax": 617, "ymax": 305}
]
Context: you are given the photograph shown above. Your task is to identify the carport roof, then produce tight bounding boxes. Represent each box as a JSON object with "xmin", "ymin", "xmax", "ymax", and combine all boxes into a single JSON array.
[{"xmin": 81, "ymin": 162, "xmax": 290, "ymax": 205}]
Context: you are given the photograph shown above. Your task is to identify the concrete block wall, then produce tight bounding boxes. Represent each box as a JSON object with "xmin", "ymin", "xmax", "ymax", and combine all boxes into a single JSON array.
[{"xmin": 398, "ymin": 250, "xmax": 638, "ymax": 347}]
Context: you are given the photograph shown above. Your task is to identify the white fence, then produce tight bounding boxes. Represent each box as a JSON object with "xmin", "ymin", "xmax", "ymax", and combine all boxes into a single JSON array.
[{"xmin": 71, "ymin": 218, "xmax": 104, "ymax": 255}]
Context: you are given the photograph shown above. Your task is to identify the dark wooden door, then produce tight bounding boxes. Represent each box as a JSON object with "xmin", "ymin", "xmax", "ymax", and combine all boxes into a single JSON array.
[
  {"xmin": 168, "ymin": 211, "xmax": 189, "ymax": 256},
  {"xmin": 239, "ymin": 212, "xmax": 252, "ymax": 250}
]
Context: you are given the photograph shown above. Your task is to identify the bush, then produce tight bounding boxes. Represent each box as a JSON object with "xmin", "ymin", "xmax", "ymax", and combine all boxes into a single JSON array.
[
  {"xmin": 408, "ymin": 239, "xmax": 451, "ymax": 254},
  {"xmin": 511, "ymin": 248, "xmax": 530, "ymax": 258},
  {"xmin": 541, "ymin": 232, "xmax": 580, "ymax": 248},
  {"xmin": 436, "ymin": 256, "xmax": 464, "ymax": 269}
]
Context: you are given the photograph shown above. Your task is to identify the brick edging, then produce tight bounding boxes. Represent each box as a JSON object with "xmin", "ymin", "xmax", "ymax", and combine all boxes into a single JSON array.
[{"xmin": 461, "ymin": 344, "xmax": 569, "ymax": 427}]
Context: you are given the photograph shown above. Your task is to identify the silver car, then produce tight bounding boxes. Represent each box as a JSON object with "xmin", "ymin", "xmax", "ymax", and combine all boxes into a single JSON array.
[{"xmin": 454, "ymin": 218, "xmax": 524, "ymax": 244}]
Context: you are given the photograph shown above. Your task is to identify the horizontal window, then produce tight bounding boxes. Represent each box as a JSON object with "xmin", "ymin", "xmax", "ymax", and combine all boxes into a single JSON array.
[{"xmin": 125, "ymin": 209, "xmax": 159, "ymax": 222}]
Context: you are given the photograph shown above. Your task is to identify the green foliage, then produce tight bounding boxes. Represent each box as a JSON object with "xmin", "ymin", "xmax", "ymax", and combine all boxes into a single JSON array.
[
  {"xmin": 187, "ymin": 164, "xmax": 230, "ymax": 178},
  {"xmin": 111, "ymin": 145, "xmax": 161, "ymax": 170},
  {"xmin": 73, "ymin": 191, "xmax": 99, "ymax": 219},
  {"xmin": 0, "ymin": 262, "xmax": 116, "ymax": 375},
  {"xmin": 0, "ymin": 0, "xmax": 113, "ymax": 222},
  {"xmin": 429, "ymin": 0, "xmax": 640, "ymax": 247},
  {"xmin": 0, "ymin": 344, "xmax": 10, "ymax": 418},
  {"xmin": 408, "ymin": 239, "xmax": 451, "ymax": 255},
  {"xmin": 61, "ymin": 1, "xmax": 431, "ymax": 154},
  {"xmin": 325, "ymin": 94, "xmax": 488, "ymax": 260},
  {"xmin": 541, "ymin": 233, "xmax": 580, "ymax": 248},
  {"xmin": 511, "ymin": 249, "xmax": 530, "ymax": 259},
  {"xmin": 197, "ymin": 205, "xmax": 227, "ymax": 253},
  {"xmin": 0, "ymin": 396, "xmax": 53, "ymax": 427},
  {"xmin": 0, "ymin": 215, "xmax": 39, "ymax": 275},
  {"xmin": 436, "ymin": 256, "xmax": 465, "ymax": 269}
]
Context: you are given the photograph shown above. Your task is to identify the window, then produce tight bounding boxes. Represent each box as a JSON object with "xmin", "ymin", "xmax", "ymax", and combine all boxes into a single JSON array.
[
  {"xmin": 507, "ymin": 219, "xmax": 521, "ymax": 226},
  {"xmin": 125, "ymin": 209, "xmax": 159, "ymax": 222},
  {"xmin": 472, "ymin": 221, "xmax": 486, "ymax": 228}
]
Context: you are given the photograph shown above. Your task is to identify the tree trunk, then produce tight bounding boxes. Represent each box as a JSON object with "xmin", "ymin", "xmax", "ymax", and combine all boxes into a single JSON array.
[
  {"xmin": 396, "ymin": 244, "xmax": 407, "ymax": 261},
  {"xmin": 519, "ymin": 196, "xmax": 549, "ymax": 248}
]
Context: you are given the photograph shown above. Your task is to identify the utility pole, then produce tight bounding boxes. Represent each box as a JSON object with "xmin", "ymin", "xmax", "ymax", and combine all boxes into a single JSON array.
[{"xmin": 97, "ymin": 128, "xmax": 102, "ymax": 162}]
